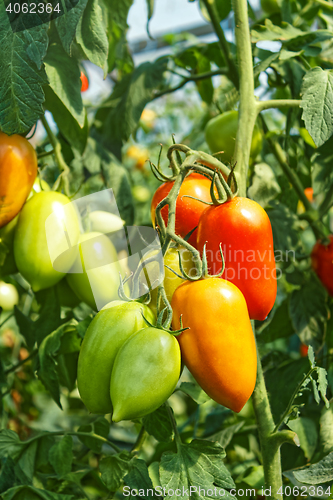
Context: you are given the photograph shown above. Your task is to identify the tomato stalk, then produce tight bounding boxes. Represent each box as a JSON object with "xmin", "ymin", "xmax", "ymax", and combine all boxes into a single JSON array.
[{"xmin": 41, "ymin": 115, "xmax": 71, "ymax": 196}]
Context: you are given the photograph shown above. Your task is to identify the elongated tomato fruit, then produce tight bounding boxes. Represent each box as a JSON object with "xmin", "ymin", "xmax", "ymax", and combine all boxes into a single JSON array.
[
  {"xmin": 172, "ymin": 278, "xmax": 257, "ymax": 413},
  {"xmin": 197, "ymin": 197, "xmax": 276, "ymax": 320}
]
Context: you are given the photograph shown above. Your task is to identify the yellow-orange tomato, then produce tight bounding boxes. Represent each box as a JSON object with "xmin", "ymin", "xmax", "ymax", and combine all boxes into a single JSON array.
[
  {"xmin": 171, "ymin": 278, "xmax": 257, "ymax": 413},
  {"xmin": 126, "ymin": 145, "xmax": 149, "ymax": 170},
  {"xmin": 0, "ymin": 133, "xmax": 38, "ymax": 228}
]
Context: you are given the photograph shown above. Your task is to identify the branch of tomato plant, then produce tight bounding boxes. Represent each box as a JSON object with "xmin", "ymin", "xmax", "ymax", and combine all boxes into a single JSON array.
[
  {"xmin": 41, "ymin": 115, "xmax": 71, "ymax": 196},
  {"xmin": 37, "ymin": 149, "xmax": 55, "ymax": 159},
  {"xmin": 256, "ymin": 99, "xmax": 302, "ymax": 112},
  {"xmin": 4, "ymin": 348, "xmax": 38, "ymax": 375},
  {"xmin": 200, "ymin": 0, "xmax": 239, "ymax": 88},
  {"xmin": 153, "ymin": 69, "xmax": 229, "ymax": 99},
  {"xmin": 23, "ymin": 430, "xmax": 121, "ymax": 453},
  {"xmin": 259, "ymin": 113, "xmax": 326, "ymax": 241},
  {"xmin": 131, "ymin": 426, "xmax": 147, "ymax": 452},
  {"xmin": 231, "ymin": 0, "xmax": 257, "ymax": 196}
]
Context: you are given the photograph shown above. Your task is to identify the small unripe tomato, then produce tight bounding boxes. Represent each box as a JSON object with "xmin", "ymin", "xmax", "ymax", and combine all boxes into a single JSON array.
[
  {"xmin": 0, "ymin": 281, "xmax": 19, "ymax": 310},
  {"xmin": 0, "ymin": 132, "xmax": 38, "ymax": 228},
  {"xmin": 80, "ymin": 71, "xmax": 89, "ymax": 92},
  {"xmin": 77, "ymin": 301, "xmax": 155, "ymax": 414},
  {"xmin": 205, "ymin": 110, "xmax": 263, "ymax": 165},
  {"xmin": 261, "ymin": 0, "xmax": 279, "ymax": 14},
  {"xmin": 14, "ymin": 191, "xmax": 80, "ymax": 291},
  {"xmin": 111, "ymin": 327, "xmax": 181, "ymax": 422}
]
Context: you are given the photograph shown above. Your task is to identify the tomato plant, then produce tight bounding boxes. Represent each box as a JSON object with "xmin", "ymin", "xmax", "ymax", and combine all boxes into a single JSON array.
[
  {"xmin": 77, "ymin": 301, "xmax": 155, "ymax": 414},
  {"xmin": 0, "ymin": 133, "xmax": 38, "ymax": 228},
  {"xmin": 172, "ymin": 277, "xmax": 257, "ymax": 412},
  {"xmin": 197, "ymin": 196, "xmax": 277, "ymax": 320},
  {"xmin": 205, "ymin": 110, "xmax": 263, "ymax": 165},
  {"xmin": 14, "ymin": 192, "xmax": 80, "ymax": 291},
  {"xmin": 0, "ymin": 281, "xmax": 19, "ymax": 310},
  {"xmin": 151, "ymin": 173, "xmax": 214, "ymax": 246},
  {"xmin": 111, "ymin": 327, "xmax": 181, "ymax": 422},
  {"xmin": 66, "ymin": 232, "xmax": 128, "ymax": 310}
]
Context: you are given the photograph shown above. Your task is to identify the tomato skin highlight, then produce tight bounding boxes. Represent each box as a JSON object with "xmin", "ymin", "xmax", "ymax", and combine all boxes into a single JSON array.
[
  {"xmin": 13, "ymin": 192, "xmax": 80, "ymax": 292},
  {"xmin": 171, "ymin": 278, "xmax": 257, "ymax": 413},
  {"xmin": 197, "ymin": 197, "xmax": 277, "ymax": 321},
  {"xmin": 0, "ymin": 133, "xmax": 38, "ymax": 228},
  {"xmin": 311, "ymin": 235, "xmax": 333, "ymax": 296},
  {"xmin": 151, "ymin": 173, "xmax": 213, "ymax": 247},
  {"xmin": 111, "ymin": 327, "xmax": 181, "ymax": 422},
  {"xmin": 0, "ymin": 281, "xmax": 19, "ymax": 310},
  {"xmin": 77, "ymin": 301, "xmax": 155, "ymax": 414}
]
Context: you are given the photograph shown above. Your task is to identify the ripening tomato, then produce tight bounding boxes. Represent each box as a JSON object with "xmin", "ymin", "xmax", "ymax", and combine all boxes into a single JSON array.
[
  {"xmin": 151, "ymin": 173, "xmax": 214, "ymax": 247},
  {"xmin": 111, "ymin": 327, "xmax": 181, "ymax": 422},
  {"xmin": 205, "ymin": 111, "xmax": 263, "ymax": 165},
  {"xmin": 80, "ymin": 71, "xmax": 89, "ymax": 92},
  {"xmin": 0, "ymin": 132, "xmax": 38, "ymax": 228},
  {"xmin": 197, "ymin": 197, "xmax": 276, "ymax": 320},
  {"xmin": 171, "ymin": 278, "xmax": 257, "ymax": 412},
  {"xmin": 311, "ymin": 235, "xmax": 333, "ymax": 296},
  {"xmin": 14, "ymin": 192, "xmax": 80, "ymax": 291},
  {"xmin": 66, "ymin": 232, "xmax": 128, "ymax": 310},
  {"xmin": 126, "ymin": 145, "xmax": 149, "ymax": 170},
  {"xmin": 300, "ymin": 343, "xmax": 309, "ymax": 357},
  {"xmin": 77, "ymin": 301, "xmax": 155, "ymax": 414}
]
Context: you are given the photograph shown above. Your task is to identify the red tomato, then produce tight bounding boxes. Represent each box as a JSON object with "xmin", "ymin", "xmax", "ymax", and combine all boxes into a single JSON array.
[
  {"xmin": 151, "ymin": 173, "xmax": 214, "ymax": 247},
  {"xmin": 171, "ymin": 277, "xmax": 257, "ymax": 412},
  {"xmin": 300, "ymin": 343, "xmax": 309, "ymax": 357},
  {"xmin": 80, "ymin": 71, "xmax": 89, "ymax": 92},
  {"xmin": 197, "ymin": 197, "xmax": 277, "ymax": 320},
  {"xmin": 311, "ymin": 235, "xmax": 333, "ymax": 296},
  {"xmin": 304, "ymin": 187, "xmax": 313, "ymax": 203}
]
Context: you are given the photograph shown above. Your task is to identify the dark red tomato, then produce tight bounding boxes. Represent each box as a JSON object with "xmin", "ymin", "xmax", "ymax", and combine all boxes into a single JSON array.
[
  {"xmin": 300, "ymin": 343, "xmax": 309, "ymax": 357},
  {"xmin": 151, "ymin": 173, "xmax": 213, "ymax": 247},
  {"xmin": 311, "ymin": 235, "xmax": 333, "ymax": 296},
  {"xmin": 197, "ymin": 197, "xmax": 277, "ymax": 321}
]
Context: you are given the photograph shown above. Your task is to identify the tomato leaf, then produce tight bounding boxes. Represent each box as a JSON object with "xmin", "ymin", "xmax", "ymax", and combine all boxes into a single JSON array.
[
  {"xmin": 293, "ymin": 452, "xmax": 333, "ymax": 484},
  {"xmin": 76, "ymin": 0, "xmax": 108, "ymax": 75},
  {"xmin": 124, "ymin": 459, "xmax": 158, "ymax": 498},
  {"xmin": 49, "ymin": 436, "xmax": 73, "ymax": 478},
  {"xmin": 0, "ymin": 3, "xmax": 48, "ymax": 134},
  {"xmin": 2, "ymin": 485, "xmax": 74, "ymax": 500},
  {"xmin": 143, "ymin": 405, "xmax": 174, "ymax": 443},
  {"xmin": 100, "ymin": 451, "xmax": 133, "ymax": 491},
  {"xmin": 178, "ymin": 381, "xmax": 211, "ymax": 405},
  {"xmin": 319, "ymin": 401, "xmax": 333, "ymax": 455},
  {"xmin": 300, "ymin": 67, "xmax": 333, "ymax": 147},
  {"xmin": 248, "ymin": 163, "xmax": 281, "ymax": 208},
  {"xmin": 44, "ymin": 43, "xmax": 84, "ymax": 128},
  {"xmin": 287, "ymin": 417, "xmax": 318, "ymax": 461},
  {"xmin": 160, "ymin": 440, "xmax": 235, "ymax": 498},
  {"xmin": 257, "ymin": 298, "xmax": 295, "ymax": 343},
  {"xmin": 77, "ymin": 417, "xmax": 110, "ymax": 453},
  {"xmin": 55, "ymin": 0, "xmax": 89, "ymax": 55}
]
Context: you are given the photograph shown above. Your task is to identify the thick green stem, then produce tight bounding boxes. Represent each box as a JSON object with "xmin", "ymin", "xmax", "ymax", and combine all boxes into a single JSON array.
[
  {"xmin": 232, "ymin": 0, "xmax": 256, "ymax": 196},
  {"xmin": 257, "ymin": 100, "xmax": 301, "ymax": 112},
  {"xmin": 252, "ymin": 344, "xmax": 284, "ymax": 500},
  {"xmin": 41, "ymin": 115, "xmax": 71, "ymax": 196},
  {"xmin": 200, "ymin": 0, "xmax": 239, "ymax": 88}
]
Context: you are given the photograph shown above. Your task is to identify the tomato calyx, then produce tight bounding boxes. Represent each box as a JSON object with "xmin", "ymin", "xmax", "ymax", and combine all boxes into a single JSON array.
[{"xmin": 140, "ymin": 308, "xmax": 188, "ymax": 337}]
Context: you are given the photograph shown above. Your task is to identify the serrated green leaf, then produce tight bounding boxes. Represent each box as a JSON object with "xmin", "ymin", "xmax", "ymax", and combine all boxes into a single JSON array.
[
  {"xmin": 0, "ymin": 5, "xmax": 47, "ymax": 134},
  {"xmin": 3, "ymin": 485, "xmax": 74, "ymax": 500},
  {"xmin": 266, "ymin": 201, "xmax": 300, "ymax": 254},
  {"xmin": 76, "ymin": 0, "xmax": 108, "ymax": 75},
  {"xmin": 160, "ymin": 440, "xmax": 235, "ymax": 500},
  {"xmin": 143, "ymin": 406, "xmax": 174, "ymax": 443},
  {"xmin": 55, "ymin": 0, "xmax": 89, "ymax": 55},
  {"xmin": 300, "ymin": 67, "xmax": 333, "ymax": 147},
  {"xmin": 44, "ymin": 43, "xmax": 84, "ymax": 127},
  {"xmin": 258, "ymin": 299, "xmax": 295, "ymax": 343},
  {"xmin": 317, "ymin": 367, "xmax": 329, "ymax": 407},
  {"xmin": 320, "ymin": 401, "xmax": 333, "ymax": 455},
  {"xmin": 14, "ymin": 441, "xmax": 38, "ymax": 484},
  {"xmin": 49, "ymin": 436, "xmax": 73, "ymax": 478},
  {"xmin": 124, "ymin": 459, "xmax": 157, "ymax": 497},
  {"xmin": 293, "ymin": 452, "xmax": 333, "ymax": 484},
  {"xmin": 248, "ymin": 163, "xmax": 281, "ymax": 208},
  {"xmin": 178, "ymin": 382, "xmax": 211, "ymax": 405},
  {"xmin": 208, "ymin": 422, "xmax": 245, "ymax": 449},
  {"xmin": 0, "ymin": 430, "xmax": 26, "ymax": 462},
  {"xmin": 100, "ymin": 451, "xmax": 133, "ymax": 491},
  {"xmin": 288, "ymin": 418, "xmax": 318, "ymax": 460}
]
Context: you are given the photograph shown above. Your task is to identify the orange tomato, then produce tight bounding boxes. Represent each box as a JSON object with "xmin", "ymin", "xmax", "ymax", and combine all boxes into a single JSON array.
[
  {"xmin": 0, "ymin": 133, "xmax": 38, "ymax": 228},
  {"xmin": 171, "ymin": 277, "xmax": 257, "ymax": 412},
  {"xmin": 80, "ymin": 71, "xmax": 89, "ymax": 92}
]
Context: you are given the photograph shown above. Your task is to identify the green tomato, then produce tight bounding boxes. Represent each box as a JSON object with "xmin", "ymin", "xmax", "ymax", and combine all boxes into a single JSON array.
[
  {"xmin": 199, "ymin": 0, "xmax": 231, "ymax": 22},
  {"xmin": 0, "ymin": 281, "xmax": 19, "ymax": 310},
  {"xmin": 111, "ymin": 327, "xmax": 181, "ymax": 422},
  {"xmin": 77, "ymin": 301, "xmax": 155, "ymax": 414},
  {"xmin": 205, "ymin": 110, "xmax": 263, "ymax": 165},
  {"xmin": 138, "ymin": 247, "xmax": 195, "ymax": 316},
  {"xmin": 14, "ymin": 192, "xmax": 80, "ymax": 291},
  {"xmin": 261, "ymin": 0, "xmax": 280, "ymax": 14},
  {"xmin": 66, "ymin": 232, "xmax": 128, "ymax": 310},
  {"xmin": 56, "ymin": 278, "xmax": 81, "ymax": 308}
]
